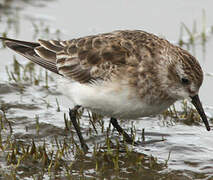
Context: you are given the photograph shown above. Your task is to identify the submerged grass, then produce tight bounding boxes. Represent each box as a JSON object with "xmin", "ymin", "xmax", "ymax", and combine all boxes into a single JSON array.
[
  {"xmin": 162, "ymin": 100, "xmax": 204, "ymax": 127},
  {"xmin": 0, "ymin": 109, "xmax": 155, "ymax": 179},
  {"xmin": 0, "ymin": 117, "xmax": 167, "ymax": 179},
  {"xmin": 178, "ymin": 9, "xmax": 209, "ymax": 47},
  {"xmin": 0, "ymin": 97, "xmax": 211, "ymax": 179},
  {"xmin": 5, "ymin": 56, "xmax": 52, "ymax": 88}
]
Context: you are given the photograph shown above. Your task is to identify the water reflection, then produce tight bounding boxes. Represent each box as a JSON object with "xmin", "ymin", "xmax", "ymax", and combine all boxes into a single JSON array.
[{"xmin": 0, "ymin": 0, "xmax": 57, "ymax": 40}]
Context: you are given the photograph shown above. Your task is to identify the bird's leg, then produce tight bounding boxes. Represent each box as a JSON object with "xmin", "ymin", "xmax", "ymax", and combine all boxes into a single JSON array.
[
  {"xmin": 110, "ymin": 117, "xmax": 137, "ymax": 145},
  {"xmin": 69, "ymin": 106, "xmax": 89, "ymax": 152}
]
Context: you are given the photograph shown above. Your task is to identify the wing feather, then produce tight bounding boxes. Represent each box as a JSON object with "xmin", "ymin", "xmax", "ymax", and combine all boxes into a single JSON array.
[
  {"xmin": 3, "ymin": 40, "xmax": 59, "ymax": 74},
  {"xmin": 1, "ymin": 31, "xmax": 140, "ymax": 83}
]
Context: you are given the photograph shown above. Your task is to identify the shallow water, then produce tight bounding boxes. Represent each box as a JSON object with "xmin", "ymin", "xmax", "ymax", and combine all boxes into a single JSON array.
[{"xmin": 0, "ymin": 0, "xmax": 213, "ymax": 179}]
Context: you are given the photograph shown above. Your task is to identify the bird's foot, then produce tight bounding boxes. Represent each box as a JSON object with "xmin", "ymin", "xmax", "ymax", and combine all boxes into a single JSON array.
[
  {"xmin": 110, "ymin": 117, "xmax": 138, "ymax": 146},
  {"xmin": 69, "ymin": 106, "xmax": 89, "ymax": 153}
]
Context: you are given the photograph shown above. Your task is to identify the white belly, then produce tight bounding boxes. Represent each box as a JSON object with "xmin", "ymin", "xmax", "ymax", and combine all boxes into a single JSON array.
[{"xmin": 58, "ymin": 79, "xmax": 173, "ymax": 119}]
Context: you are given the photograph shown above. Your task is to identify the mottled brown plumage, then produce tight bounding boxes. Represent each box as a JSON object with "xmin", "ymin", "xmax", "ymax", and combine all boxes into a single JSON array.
[{"xmin": 0, "ymin": 30, "xmax": 210, "ymax": 131}]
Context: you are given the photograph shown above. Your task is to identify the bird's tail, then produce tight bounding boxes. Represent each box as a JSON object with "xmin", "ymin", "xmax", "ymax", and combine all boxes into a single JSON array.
[{"xmin": 0, "ymin": 37, "xmax": 59, "ymax": 74}]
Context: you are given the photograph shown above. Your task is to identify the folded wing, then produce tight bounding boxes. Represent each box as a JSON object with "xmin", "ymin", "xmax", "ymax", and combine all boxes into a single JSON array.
[{"xmin": 0, "ymin": 32, "xmax": 137, "ymax": 84}]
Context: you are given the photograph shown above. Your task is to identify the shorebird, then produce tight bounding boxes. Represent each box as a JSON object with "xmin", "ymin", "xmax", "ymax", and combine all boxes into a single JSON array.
[{"xmin": 0, "ymin": 30, "xmax": 211, "ymax": 152}]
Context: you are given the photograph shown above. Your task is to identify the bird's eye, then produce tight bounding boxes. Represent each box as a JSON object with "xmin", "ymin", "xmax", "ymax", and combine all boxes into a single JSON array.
[{"xmin": 181, "ymin": 78, "xmax": 190, "ymax": 85}]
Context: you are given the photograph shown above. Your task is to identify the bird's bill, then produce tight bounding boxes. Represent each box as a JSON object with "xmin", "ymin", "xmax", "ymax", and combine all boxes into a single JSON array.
[{"xmin": 191, "ymin": 95, "xmax": 210, "ymax": 131}]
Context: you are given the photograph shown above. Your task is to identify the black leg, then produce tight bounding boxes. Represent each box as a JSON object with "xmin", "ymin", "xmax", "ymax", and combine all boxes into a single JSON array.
[
  {"xmin": 69, "ymin": 106, "xmax": 89, "ymax": 152},
  {"xmin": 110, "ymin": 117, "xmax": 137, "ymax": 145}
]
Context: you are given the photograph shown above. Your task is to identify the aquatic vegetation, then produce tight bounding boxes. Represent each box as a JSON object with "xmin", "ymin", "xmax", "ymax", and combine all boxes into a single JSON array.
[
  {"xmin": 0, "ymin": 110, "xmax": 168, "ymax": 179},
  {"xmin": 178, "ymin": 10, "xmax": 210, "ymax": 47},
  {"xmin": 162, "ymin": 100, "xmax": 205, "ymax": 127}
]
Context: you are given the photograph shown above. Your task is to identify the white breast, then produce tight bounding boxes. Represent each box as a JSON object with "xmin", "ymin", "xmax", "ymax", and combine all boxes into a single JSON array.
[{"xmin": 57, "ymin": 78, "xmax": 173, "ymax": 119}]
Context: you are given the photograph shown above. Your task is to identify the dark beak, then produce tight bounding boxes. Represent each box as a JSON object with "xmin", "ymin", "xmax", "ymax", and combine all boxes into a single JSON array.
[{"xmin": 191, "ymin": 95, "xmax": 210, "ymax": 131}]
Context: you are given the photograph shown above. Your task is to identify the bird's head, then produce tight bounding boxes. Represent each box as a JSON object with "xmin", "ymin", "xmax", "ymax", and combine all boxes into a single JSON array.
[{"xmin": 165, "ymin": 48, "xmax": 210, "ymax": 131}]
